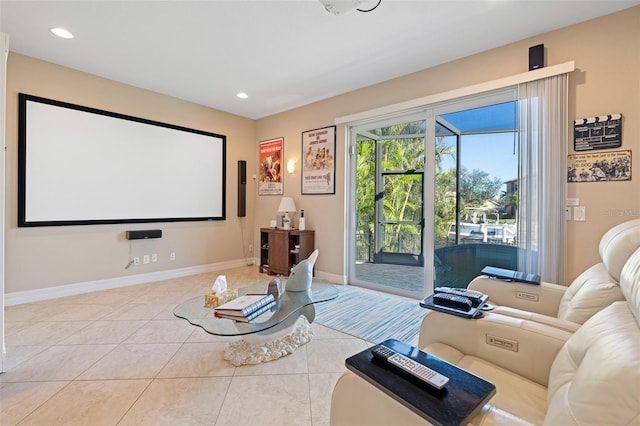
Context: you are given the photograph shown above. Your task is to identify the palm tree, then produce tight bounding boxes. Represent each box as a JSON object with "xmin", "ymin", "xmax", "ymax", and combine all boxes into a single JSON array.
[{"xmin": 357, "ymin": 123, "xmax": 462, "ymax": 256}]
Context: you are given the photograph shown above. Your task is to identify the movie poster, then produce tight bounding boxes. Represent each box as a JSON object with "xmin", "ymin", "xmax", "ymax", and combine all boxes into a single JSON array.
[
  {"xmin": 259, "ymin": 137, "xmax": 283, "ymax": 195},
  {"xmin": 568, "ymin": 150, "xmax": 631, "ymax": 183},
  {"xmin": 301, "ymin": 126, "xmax": 336, "ymax": 194}
]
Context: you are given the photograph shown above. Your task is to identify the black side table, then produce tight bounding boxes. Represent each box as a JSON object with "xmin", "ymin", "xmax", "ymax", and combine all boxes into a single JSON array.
[{"xmin": 345, "ymin": 339, "xmax": 495, "ymax": 426}]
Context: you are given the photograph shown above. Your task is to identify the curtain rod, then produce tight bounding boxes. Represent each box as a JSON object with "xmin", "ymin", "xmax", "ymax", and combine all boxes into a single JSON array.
[{"xmin": 335, "ymin": 61, "xmax": 575, "ymax": 125}]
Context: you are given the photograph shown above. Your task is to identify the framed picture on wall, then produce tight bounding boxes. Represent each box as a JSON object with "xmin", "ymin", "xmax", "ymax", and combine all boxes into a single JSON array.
[
  {"xmin": 259, "ymin": 137, "xmax": 284, "ymax": 195},
  {"xmin": 301, "ymin": 125, "xmax": 336, "ymax": 195},
  {"xmin": 567, "ymin": 150, "xmax": 631, "ymax": 183}
]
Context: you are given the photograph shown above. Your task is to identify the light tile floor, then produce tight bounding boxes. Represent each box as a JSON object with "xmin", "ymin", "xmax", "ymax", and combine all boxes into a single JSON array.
[{"xmin": 1, "ymin": 266, "xmax": 370, "ymax": 426}]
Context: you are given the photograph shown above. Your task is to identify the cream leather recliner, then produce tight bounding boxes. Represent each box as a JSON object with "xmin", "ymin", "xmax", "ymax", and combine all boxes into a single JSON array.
[
  {"xmin": 330, "ymin": 247, "xmax": 640, "ymax": 425},
  {"xmin": 468, "ymin": 218, "xmax": 640, "ymax": 332}
]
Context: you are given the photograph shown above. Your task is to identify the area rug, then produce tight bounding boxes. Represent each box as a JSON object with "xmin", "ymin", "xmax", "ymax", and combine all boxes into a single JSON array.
[{"xmin": 314, "ymin": 285, "xmax": 428, "ymax": 346}]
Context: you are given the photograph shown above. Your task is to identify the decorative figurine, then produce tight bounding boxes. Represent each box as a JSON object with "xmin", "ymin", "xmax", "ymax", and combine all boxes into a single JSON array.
[
  {"xmin": 268, "ymin": 276, "xmax": 283, "ymax": 298},
  {"xmin": 286, "ymin": 260, "xmax": 313, "ymax": 291}
]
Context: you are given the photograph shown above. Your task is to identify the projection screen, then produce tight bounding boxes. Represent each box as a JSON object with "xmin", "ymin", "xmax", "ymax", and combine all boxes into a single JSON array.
[{"xmin": 18, "ymin": 93, "xmax": 226, "ymax": 227}]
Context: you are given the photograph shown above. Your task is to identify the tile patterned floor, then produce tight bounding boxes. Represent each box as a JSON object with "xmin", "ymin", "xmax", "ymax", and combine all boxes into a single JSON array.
[{"xmin": 1, "ymin": 266, "xmax": 369, "ymax": 425}]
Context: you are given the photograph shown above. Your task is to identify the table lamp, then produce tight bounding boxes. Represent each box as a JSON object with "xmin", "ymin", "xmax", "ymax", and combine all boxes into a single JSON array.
[{"xmin": 278, "ymin": 197, "xmax": 297, "ymax": 229}]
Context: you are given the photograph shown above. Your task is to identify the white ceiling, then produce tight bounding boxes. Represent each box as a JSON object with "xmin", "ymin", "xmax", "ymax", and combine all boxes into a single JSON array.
[{"xmin": 1, "ymin": 0, "xmax": 638, "ymax": 119}]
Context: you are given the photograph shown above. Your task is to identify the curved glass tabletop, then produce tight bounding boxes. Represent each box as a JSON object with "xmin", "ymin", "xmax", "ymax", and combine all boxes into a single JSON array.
[{"xmin": 173, "ymin": 281, "xmax": 338, "ymax": 336}]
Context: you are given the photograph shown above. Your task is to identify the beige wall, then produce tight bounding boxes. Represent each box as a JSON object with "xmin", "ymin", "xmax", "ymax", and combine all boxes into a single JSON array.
[
  {"xmin": 5, "ymin": 54, "xmax": 257, "ymax": 293},
  {"xmin": 5, "ymin": 6, "xmax": 639, "ymax": 295},
  {"xmin": 255, "ymin": 6, "xmax": 640, "ymax": 283}
]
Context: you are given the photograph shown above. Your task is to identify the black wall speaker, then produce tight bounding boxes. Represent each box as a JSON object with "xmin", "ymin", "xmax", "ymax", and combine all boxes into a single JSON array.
[
  {"xmin": 238, "ymin": 160, "xmax": 246, "ymax": 217},
  {"xmin": 126, "ymin": 229, "xmax": 162, "ymax": 240},
  {"xmin": 529, "ymin": 44, "xmax": 544, "ymax": 71}
]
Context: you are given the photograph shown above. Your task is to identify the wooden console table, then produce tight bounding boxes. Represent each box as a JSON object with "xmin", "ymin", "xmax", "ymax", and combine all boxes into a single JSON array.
[{"xmin": 259, "ymin": 228, "xmax": 314, "ymax": 275}]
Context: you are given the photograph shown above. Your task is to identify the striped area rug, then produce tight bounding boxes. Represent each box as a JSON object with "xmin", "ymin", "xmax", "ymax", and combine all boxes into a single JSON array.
[{"xmin": 314, "ymin": 285, "xmax": 428, "ymax": 346}]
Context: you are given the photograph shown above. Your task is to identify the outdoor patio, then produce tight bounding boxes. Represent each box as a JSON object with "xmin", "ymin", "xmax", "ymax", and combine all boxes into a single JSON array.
[{"xmin": 354, "ymin": 243, "xmax": 518, "ymax": 296}]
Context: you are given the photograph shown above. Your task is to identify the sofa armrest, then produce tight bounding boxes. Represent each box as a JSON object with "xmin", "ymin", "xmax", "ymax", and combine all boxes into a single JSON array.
[
  {"xmin": 330, "ymin": 371, "xmax": 534, "ymax": 426},
  {"xmin": 468, "ymin": 275, "xmax": 567, "ymax": 317},
  {"xmin": 490, "ymin": 306, "xmax": 580, "ymax": 333},
  {"xmin": 418, "ymin": 310, "xmax": 571, "ymax": 386},
  {"xmin": 331, "ymin": 371, "xmax": 429, "ymax": 426}
]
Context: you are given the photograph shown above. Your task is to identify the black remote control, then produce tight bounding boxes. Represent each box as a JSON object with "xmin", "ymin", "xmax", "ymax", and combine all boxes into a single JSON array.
[
  {"xmin": 434, "ymin": 286, "xmax": 484, "ymax": 307},
  {"xmin": 432, "ymin": 293, "xmax": 473, "ymax": 311}
]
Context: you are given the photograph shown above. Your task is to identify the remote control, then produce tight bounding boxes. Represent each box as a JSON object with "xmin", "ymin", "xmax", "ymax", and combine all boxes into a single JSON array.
[
  {"xmin": 432, "ymin": 292, "xmax": 473, "ymax": 311},
  {"xmin": 434, "ymin": 286, "xmax": 484, "ymax": 307},
  {"xmin": 371, "ymin": 345, "xmax": 449, "ymax": 390}
]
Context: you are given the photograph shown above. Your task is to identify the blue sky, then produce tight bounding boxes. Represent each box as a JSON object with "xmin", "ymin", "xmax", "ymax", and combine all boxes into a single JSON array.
[{"xmin": 440, "ymin": 132, "xmax": 518, "ymax": 186}]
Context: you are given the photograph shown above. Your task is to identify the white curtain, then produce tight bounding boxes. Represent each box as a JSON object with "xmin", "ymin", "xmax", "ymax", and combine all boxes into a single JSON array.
[
  {"xmin": 517, "ymin": 74, "xmax": 568, "ymax": 283},
  {"xmin": 1, "ymin": 32, "xmax": 9, "ymax": 373}
]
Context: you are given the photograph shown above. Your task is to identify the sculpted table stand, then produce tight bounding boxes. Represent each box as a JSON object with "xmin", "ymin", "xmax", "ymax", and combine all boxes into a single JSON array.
[{"xmin": 173, "ymin": 281, "xmax": 338, "ymax": 365}]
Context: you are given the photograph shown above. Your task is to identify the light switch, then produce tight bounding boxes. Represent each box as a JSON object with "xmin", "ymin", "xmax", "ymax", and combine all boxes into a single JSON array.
[{"xmin": 574, "ymin": 206, "xmax": 586, "ymax": 221}]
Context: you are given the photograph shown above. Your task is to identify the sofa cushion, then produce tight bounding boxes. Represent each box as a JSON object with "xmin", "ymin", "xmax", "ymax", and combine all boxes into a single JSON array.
[
  {"xmin": 424, "ymin": 342, "xmax": 547, "ymax": 425},
  {"xmin": 599, "ymin": 218, "xmax": 640, "ymax": 283},
  {"xmin": 620, "ymin": 247, "xmax": 640, "ymax": 323},
  {"xmin": 556, "ymin": 219, "xmax": 640, "ymax": 324},
  {"xmin": 546, "ymin": 301, "xmax": 640, "ymax": 425},
  {"xmin": 556, "ymin": 263, "xmax": 624, "ymax": 323}
]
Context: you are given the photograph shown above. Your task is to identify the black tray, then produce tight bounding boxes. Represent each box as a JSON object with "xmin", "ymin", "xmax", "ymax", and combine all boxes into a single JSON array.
[
  {"xmin": 345, "ymin": 339, "xmax": 495, "ymax": 426},
  {"xmin": 419, "ymin": 293, "xmax": 488, "ymax": 319}
]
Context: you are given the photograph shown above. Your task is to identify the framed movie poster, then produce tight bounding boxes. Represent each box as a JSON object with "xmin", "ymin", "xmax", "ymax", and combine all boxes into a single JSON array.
[
  {"xmin": 567, "ymin": 150, "xmax": 631, "ymax": 183},
  {"xmin": 259, "ymin": 137, "xmax": 283, "ymax": 195},
  {"xmin": 301, "ymin": 125, "xmax": 336, "ymax": 195}
]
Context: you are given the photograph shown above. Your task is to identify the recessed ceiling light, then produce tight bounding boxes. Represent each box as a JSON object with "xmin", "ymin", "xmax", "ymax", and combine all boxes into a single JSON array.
[
  {"xmin": 237, "ymin": 92, "xmax": 249, "ymax": 99},
  {"xmin": 50, "ymin": 27, "xmax": 74, "ymax": 39}
]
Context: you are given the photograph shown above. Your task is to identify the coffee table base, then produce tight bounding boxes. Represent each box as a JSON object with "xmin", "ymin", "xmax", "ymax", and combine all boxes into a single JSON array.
[{"xmin": 224, "ymin": 316, "xmax": 312, "ymax": 366}]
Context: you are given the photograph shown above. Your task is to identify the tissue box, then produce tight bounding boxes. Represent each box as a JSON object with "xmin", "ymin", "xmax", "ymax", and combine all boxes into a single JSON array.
[{"xmin": 204, "ymin": 288, "xmax": 239, "ymax": 308}]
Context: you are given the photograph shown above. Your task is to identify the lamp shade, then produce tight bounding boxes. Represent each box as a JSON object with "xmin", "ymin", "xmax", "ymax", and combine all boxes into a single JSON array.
[{"xmin": 278, "ymin": 197, "xmax": 297, "ymax": 213}]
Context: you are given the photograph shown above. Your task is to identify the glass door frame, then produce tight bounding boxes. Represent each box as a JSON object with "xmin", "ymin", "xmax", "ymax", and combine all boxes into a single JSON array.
[
  {"xmin": 375, "ymin": 168, "xmax": 425, "ymax": 265},
  {"xmin": 347, "ymin": 110, "xmax": 433, "ymax": 299},
  {"xmin": 347, "ymin": 89, "xmax": 518, "ymax": 299}
]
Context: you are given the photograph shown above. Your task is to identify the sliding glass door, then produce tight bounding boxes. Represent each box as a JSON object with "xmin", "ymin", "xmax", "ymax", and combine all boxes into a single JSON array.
[
  {"xmin": 347, "ymin": 76, "xmax": 568, "ymax": 298},
  {"xmin": 349, "ymin": 113, "xmax": 427, "ymax": 297},
  {"xmin": 433, "ymin": 101, "xmax": 519, "ymax": 289},
  {"xmin": 348, "ymin": 89, "xmax": 521, "ymax": 298}
]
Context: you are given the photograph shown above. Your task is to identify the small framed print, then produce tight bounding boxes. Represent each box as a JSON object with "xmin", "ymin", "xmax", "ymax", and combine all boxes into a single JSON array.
[
  {"xmin": 574, "ymin": 113, "xmax": 622, "ymax": 152},
  {"xmin": 301, "ymin": 125, "xmax": 336, "ymax": 195},
  {"xmin": 259, "ymin": 137, "xmax": 284, "ymax": 195},
  {"xmin": 568, "ymin": 150, "xmax": 631, "ymax": 183}
]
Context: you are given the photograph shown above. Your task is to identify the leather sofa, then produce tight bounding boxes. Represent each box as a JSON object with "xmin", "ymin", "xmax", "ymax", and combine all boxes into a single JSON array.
[
  {"xmin": 330, "ymin": 247, "xmax": 640, "ymax": 425},
  {"xmin": 468, "ymin": 218, "xmax": 640, "ymax": 332}
]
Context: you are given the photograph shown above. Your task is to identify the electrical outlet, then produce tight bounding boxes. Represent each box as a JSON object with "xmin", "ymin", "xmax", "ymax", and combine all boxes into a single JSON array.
[
  {"xmin": 249, "ymin": 244, "xmax": 253, "ymax": 253},
  {"xmin": 151, "ymin": 253, "xmax": 158, "ymax": 262},
  {"xmin": 170, "ymin": 251, "xmax": 176, "ymax": 261},
  {"xmin": 143, "ymin": 254, "xmax": 150, "ymax": 264},
  {"xmin": 133, "ymin": 256, "xmax": 140, "ymax": 266}
]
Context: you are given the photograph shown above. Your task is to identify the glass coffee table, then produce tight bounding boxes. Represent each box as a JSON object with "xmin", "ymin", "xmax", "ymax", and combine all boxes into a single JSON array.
[{"xmin": 174, "ymin": 281, "xmax": 338, "ymax": 365}]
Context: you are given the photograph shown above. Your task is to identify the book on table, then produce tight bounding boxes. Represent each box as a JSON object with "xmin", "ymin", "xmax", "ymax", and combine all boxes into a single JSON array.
[
  {"xmin": 214, "ymin": 293, "xmax": 275, "ymax": 316},
  {"xmin": 216, "ymin": 300, "xmax": 277, "ymax": 322}
]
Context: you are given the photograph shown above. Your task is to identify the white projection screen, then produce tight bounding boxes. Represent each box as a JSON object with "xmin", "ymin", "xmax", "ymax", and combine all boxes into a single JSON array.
[{"xmin": 18, "ymin": 93, "xmax": 226, "ymax": 227}]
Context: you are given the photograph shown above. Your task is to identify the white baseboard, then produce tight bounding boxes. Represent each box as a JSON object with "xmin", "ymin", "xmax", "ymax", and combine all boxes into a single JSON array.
[
  {"xmin": 315, "ymin": 270, "xmax": 347, "ymax": 285},
  {"xmin": 5, "ymin": 258, "xmax": 253, "ymax": 306}
]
